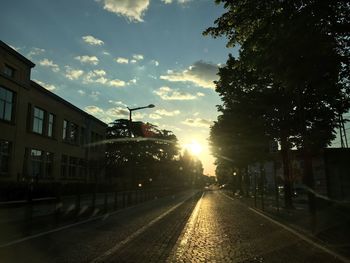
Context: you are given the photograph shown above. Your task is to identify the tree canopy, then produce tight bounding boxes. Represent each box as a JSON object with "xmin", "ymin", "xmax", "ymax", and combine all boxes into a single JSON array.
[
  {"xmin": 205, "ymin": 0, "xmax": 350, "ymax": 207},
  {"xmin": 105, "ymin": 119, "xmax": 205, "ymax": 188}
]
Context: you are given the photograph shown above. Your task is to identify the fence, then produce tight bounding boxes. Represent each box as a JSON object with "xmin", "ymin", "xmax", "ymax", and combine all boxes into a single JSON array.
[{"xmin": 0, "ymin": 186, "xmax": 183, "ymax": 245}]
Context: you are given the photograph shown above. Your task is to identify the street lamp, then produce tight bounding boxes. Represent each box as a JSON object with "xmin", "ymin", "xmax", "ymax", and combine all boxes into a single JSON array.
[{"xmin": 127, "ymin": 104, "xmax": 155, "ymax": 137}]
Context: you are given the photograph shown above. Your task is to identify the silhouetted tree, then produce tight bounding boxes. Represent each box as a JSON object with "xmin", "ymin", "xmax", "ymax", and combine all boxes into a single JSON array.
[
  {"xmin": 178, "ymin": 150, "xmax": 204, "ymax": 187},
  {"xmin": 106, "ymin": 119, "xmax": 180, "ymax": 188},
  {"xmin": 205, "ymin": 0, "xmax": 350, "ymax": 210}
]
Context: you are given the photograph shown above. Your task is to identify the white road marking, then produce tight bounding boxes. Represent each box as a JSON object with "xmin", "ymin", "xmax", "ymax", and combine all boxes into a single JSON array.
[
  {"xmin": 221, "ymin": 192, "xmax": 350, "ymax": 263},
  {"xmin": 90, "ymin": 192, "xmax": 199, "ymax": 263}
]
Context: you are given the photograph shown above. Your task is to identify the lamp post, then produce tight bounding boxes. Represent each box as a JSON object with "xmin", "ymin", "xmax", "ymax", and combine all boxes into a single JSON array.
[
  {"xmin": 127, "ymin": 104, "xmax": 155, "ymax": 137},
  {"xmin": 124, "ymin": 104, "xmax": 155, "ymax": 191}
]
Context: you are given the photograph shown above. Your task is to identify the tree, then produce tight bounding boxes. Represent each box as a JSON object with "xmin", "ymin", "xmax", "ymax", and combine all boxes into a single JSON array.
[
  {"xmin": 210, "ymin": 55, "xmax": 297, "ymax": 206},
  {"xmin": 178, "ymin": 150, "xmax": 205, "ymax": 187},
  {"xmin": 205, "ymin": 0, "xmax": 350, "ymax": 210},
  {"xmin": 106, "ymin": 119, "xmax": 180, "ymax": 188}
]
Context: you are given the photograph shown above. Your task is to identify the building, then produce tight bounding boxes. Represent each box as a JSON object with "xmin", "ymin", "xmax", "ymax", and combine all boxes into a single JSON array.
[{"xmin": 0, "ymin": 40, "xmax": 107, "ymax": 187}]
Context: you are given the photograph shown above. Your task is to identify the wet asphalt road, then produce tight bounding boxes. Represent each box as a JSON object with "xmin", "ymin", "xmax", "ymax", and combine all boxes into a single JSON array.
[{"xmin": 0, "ymin": 189, "xmax": 347, "ymax": 263}]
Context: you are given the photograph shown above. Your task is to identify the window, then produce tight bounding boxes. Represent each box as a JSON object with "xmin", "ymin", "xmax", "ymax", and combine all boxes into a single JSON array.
[
  {"xmin": 0, "ymin": 87, "xmax": 14, "ymax": 122},
  {"xmin": 69, "ymin": 123, "xmax": 78, "ymax": 143},
  {"xmin": 28, "ymin": 149, "xmax": 54, "ymax": 178},
  {"xmin": 48, "ymin": 113, "xmax": 54, "ymax": 137},
  {"xmin": 69, "ymin": 157, "xmax": 77, "ymax": 177},
  {"xmin": 63, "ymin": 120, "xmax": 79, "ymax": 143},
  {"xmin": 4, "ymin": 65, "xmax": 15, "ymax": 78},
  {"xmin": 32, "ymin": 107, "xmax": 44, "ymax": 134},
  {"xmin": 45, "ymin": 152, "xmax": 53, "ymax": 177},
  {"xmin": 61, "ymin": 155, "xmax": 84, "ymax": 178},
  {"xmin": 63, "ymin": 120, "xmax": 67, "ymax": 139},
  {"xmin": 30, "ymin": 149, "xmax": 42, "ymax": 178},
  {"xmin": 0, "ymin": 140, "xmax": 11, "ymax": 175},
  {"xmin": 61, "ymin": 155, "xmax": 68, "ymax": 178}
]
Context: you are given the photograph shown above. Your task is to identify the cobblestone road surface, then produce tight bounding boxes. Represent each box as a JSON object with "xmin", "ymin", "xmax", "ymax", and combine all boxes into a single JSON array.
[
  {"xmin": 167, "ymin": 190, "xmax": 346, "ymax": 263},
  {"xmin": 0, "ymin": 189, "xmax": 347, "ymax": 263}
]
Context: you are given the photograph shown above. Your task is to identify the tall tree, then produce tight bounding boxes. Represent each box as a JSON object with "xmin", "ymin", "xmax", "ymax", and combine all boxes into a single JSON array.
[{"xmin": 205, "ymin": 0, "xmax": 350, "ymax": 210}]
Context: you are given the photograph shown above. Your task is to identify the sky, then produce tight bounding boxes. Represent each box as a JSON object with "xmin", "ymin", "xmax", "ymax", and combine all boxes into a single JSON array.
[{"xmin": 1, "ymin": 0, "xmax": 240, "ymax": 176}]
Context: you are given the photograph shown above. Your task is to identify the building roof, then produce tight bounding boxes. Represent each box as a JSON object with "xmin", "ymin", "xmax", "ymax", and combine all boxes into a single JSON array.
[
  {"xmin": 0, "ymin": 40, "xmax": 35, "ymax": 68},
  {"xmin": 30, "ymin": 81, "xmax": 107, "ymax": 127}
]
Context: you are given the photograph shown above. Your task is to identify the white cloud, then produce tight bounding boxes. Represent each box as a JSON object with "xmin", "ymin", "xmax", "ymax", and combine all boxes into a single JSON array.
[
  {"xmin": 154, "ymin": 86, "xmax": 197, "ymax": 100},
  {"xmin": 85, "ymin": 105, "xmax": 103, "ymax": 114},
  {"xmin": 196, "ymin": 92, "xmax": 205, "ymax": 97},
  {"xmin": 78, "ymin": 89, "xmax": 86, "ymax": 95},
  {"xmin": 75, "ymin": 55, "xmax": 99, "ymax": 65},
  {"xmin": 106, "ymin": 107, "xmax": 129, "ymax": 118},
  {"xmin": 148, "ymin": 74, "xmax": 157, "ymax": 79},
  {"xmin": 82, "ymin": 105, "xmax": 129, "ymax": 123},
  {"xmin": 83, "ymin": 69, "xmax": 108, "ymax": 84},
  {"xmin": 127, "ymin": 78, "xmax": 137, "ymax": 85},
  {"xmin": 82, "ymin": 35, "xmax": 104, "ymax": 46},
  {"xmin": 84, "ymin": 103, "xmax": 150, "ymax": 124},
  {"xmin": 155, "ymin": 109, "xmax": 180, "ymax": 116},
  {"xmin": 160, "ymin": 61, "xmax": 218, "ymax": 89},
  {"xmin": 109, "ymin": 79, "xmax": 126, "ymax": 87},
  {"xmin": 133, "ymin": 112, "xmax": 146, "ymax": 120},
  {"xmin": 130, "ymin": 59, "xmax": 137, "ymax": 64},
  {"xmin": 150, "ymin": 59, "xmax": 159, "ymax": 66},
  {"xmin": 102, "ymin": 51, "xmax": 110, "ymax": 55},
  {"xmin": 149, "ymin": 113, "xmax": 162, "ymax": 119},
  {"xmin": 89, "ymin": 91, "xmax": 101, "ymax": 101},
  {"xmin": 27, "ymin": 47, "xmax": 45, "ymax": 59},
  {"xmin": 161, "ymin": 0, "xmax": 191, "ymax": 4},
  {"xmin": 115, "ymin": 57, "xmax": 129, "ymax": 64},
  {"xmin": 33, "ymin": 79, "xmax": 56, "ymax": 91},
  {"xmin": 161, "ymin": 0, "xmax": 192, "ymax": 5},
  {"xmin": 182, "ymin": 118, "xmax": 213, "ymax": 128},
  {"xmin": 38, "ymin": 58, "xmax": 60, "ymax": 72},
  {"xmin": 84, "ymin": 105, "xmax": 111, "ymax": 123},
  {"xmin": 98, "ymin": 0, "xmax": 150, "ymax": 22},
  {"xmin": 108, "ymin": 100, "xmax": 127, "ymax": 106},
  {"xmin": 65, "ymin": 67, "xmax": 84, "ymax": 80},
  {"xmin": 82, "ymin": 69, "xmax": 127, "ymax": 88},
  {"xmin": 93, "ymin": 69, "xmax": 106, "ymax": 76},
  {"xmin": 132, "ymin": 54, "xmax": 144, "ymax": 60}
]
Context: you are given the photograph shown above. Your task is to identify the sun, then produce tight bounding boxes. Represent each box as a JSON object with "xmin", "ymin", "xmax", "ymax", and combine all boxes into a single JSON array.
[{"xmin": 185, "ymin": 140, "xmax": 203, "ymax": 156}]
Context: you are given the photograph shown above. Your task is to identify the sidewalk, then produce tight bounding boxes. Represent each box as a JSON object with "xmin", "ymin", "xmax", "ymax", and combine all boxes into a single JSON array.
[{"xmin": 223, "ymin": 190, "xmax": 350, "ymax": 259}]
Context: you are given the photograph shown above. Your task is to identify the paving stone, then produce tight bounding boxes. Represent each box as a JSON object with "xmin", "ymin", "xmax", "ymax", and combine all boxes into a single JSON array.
[{"xmin": 167, "ymin": 190, "xmax": 345, "ymax": 263}]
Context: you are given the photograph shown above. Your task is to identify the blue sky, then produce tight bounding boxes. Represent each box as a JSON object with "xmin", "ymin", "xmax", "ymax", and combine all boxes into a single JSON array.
[{"xmin": 1, "ymin": 0, "xmax": 240, "ymax": 176}]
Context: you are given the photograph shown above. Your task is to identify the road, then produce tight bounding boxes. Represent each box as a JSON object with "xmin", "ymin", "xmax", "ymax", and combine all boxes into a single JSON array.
[{"xmin": 0, "ymin": 189, "xmax": 347, "ymax": 263}]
